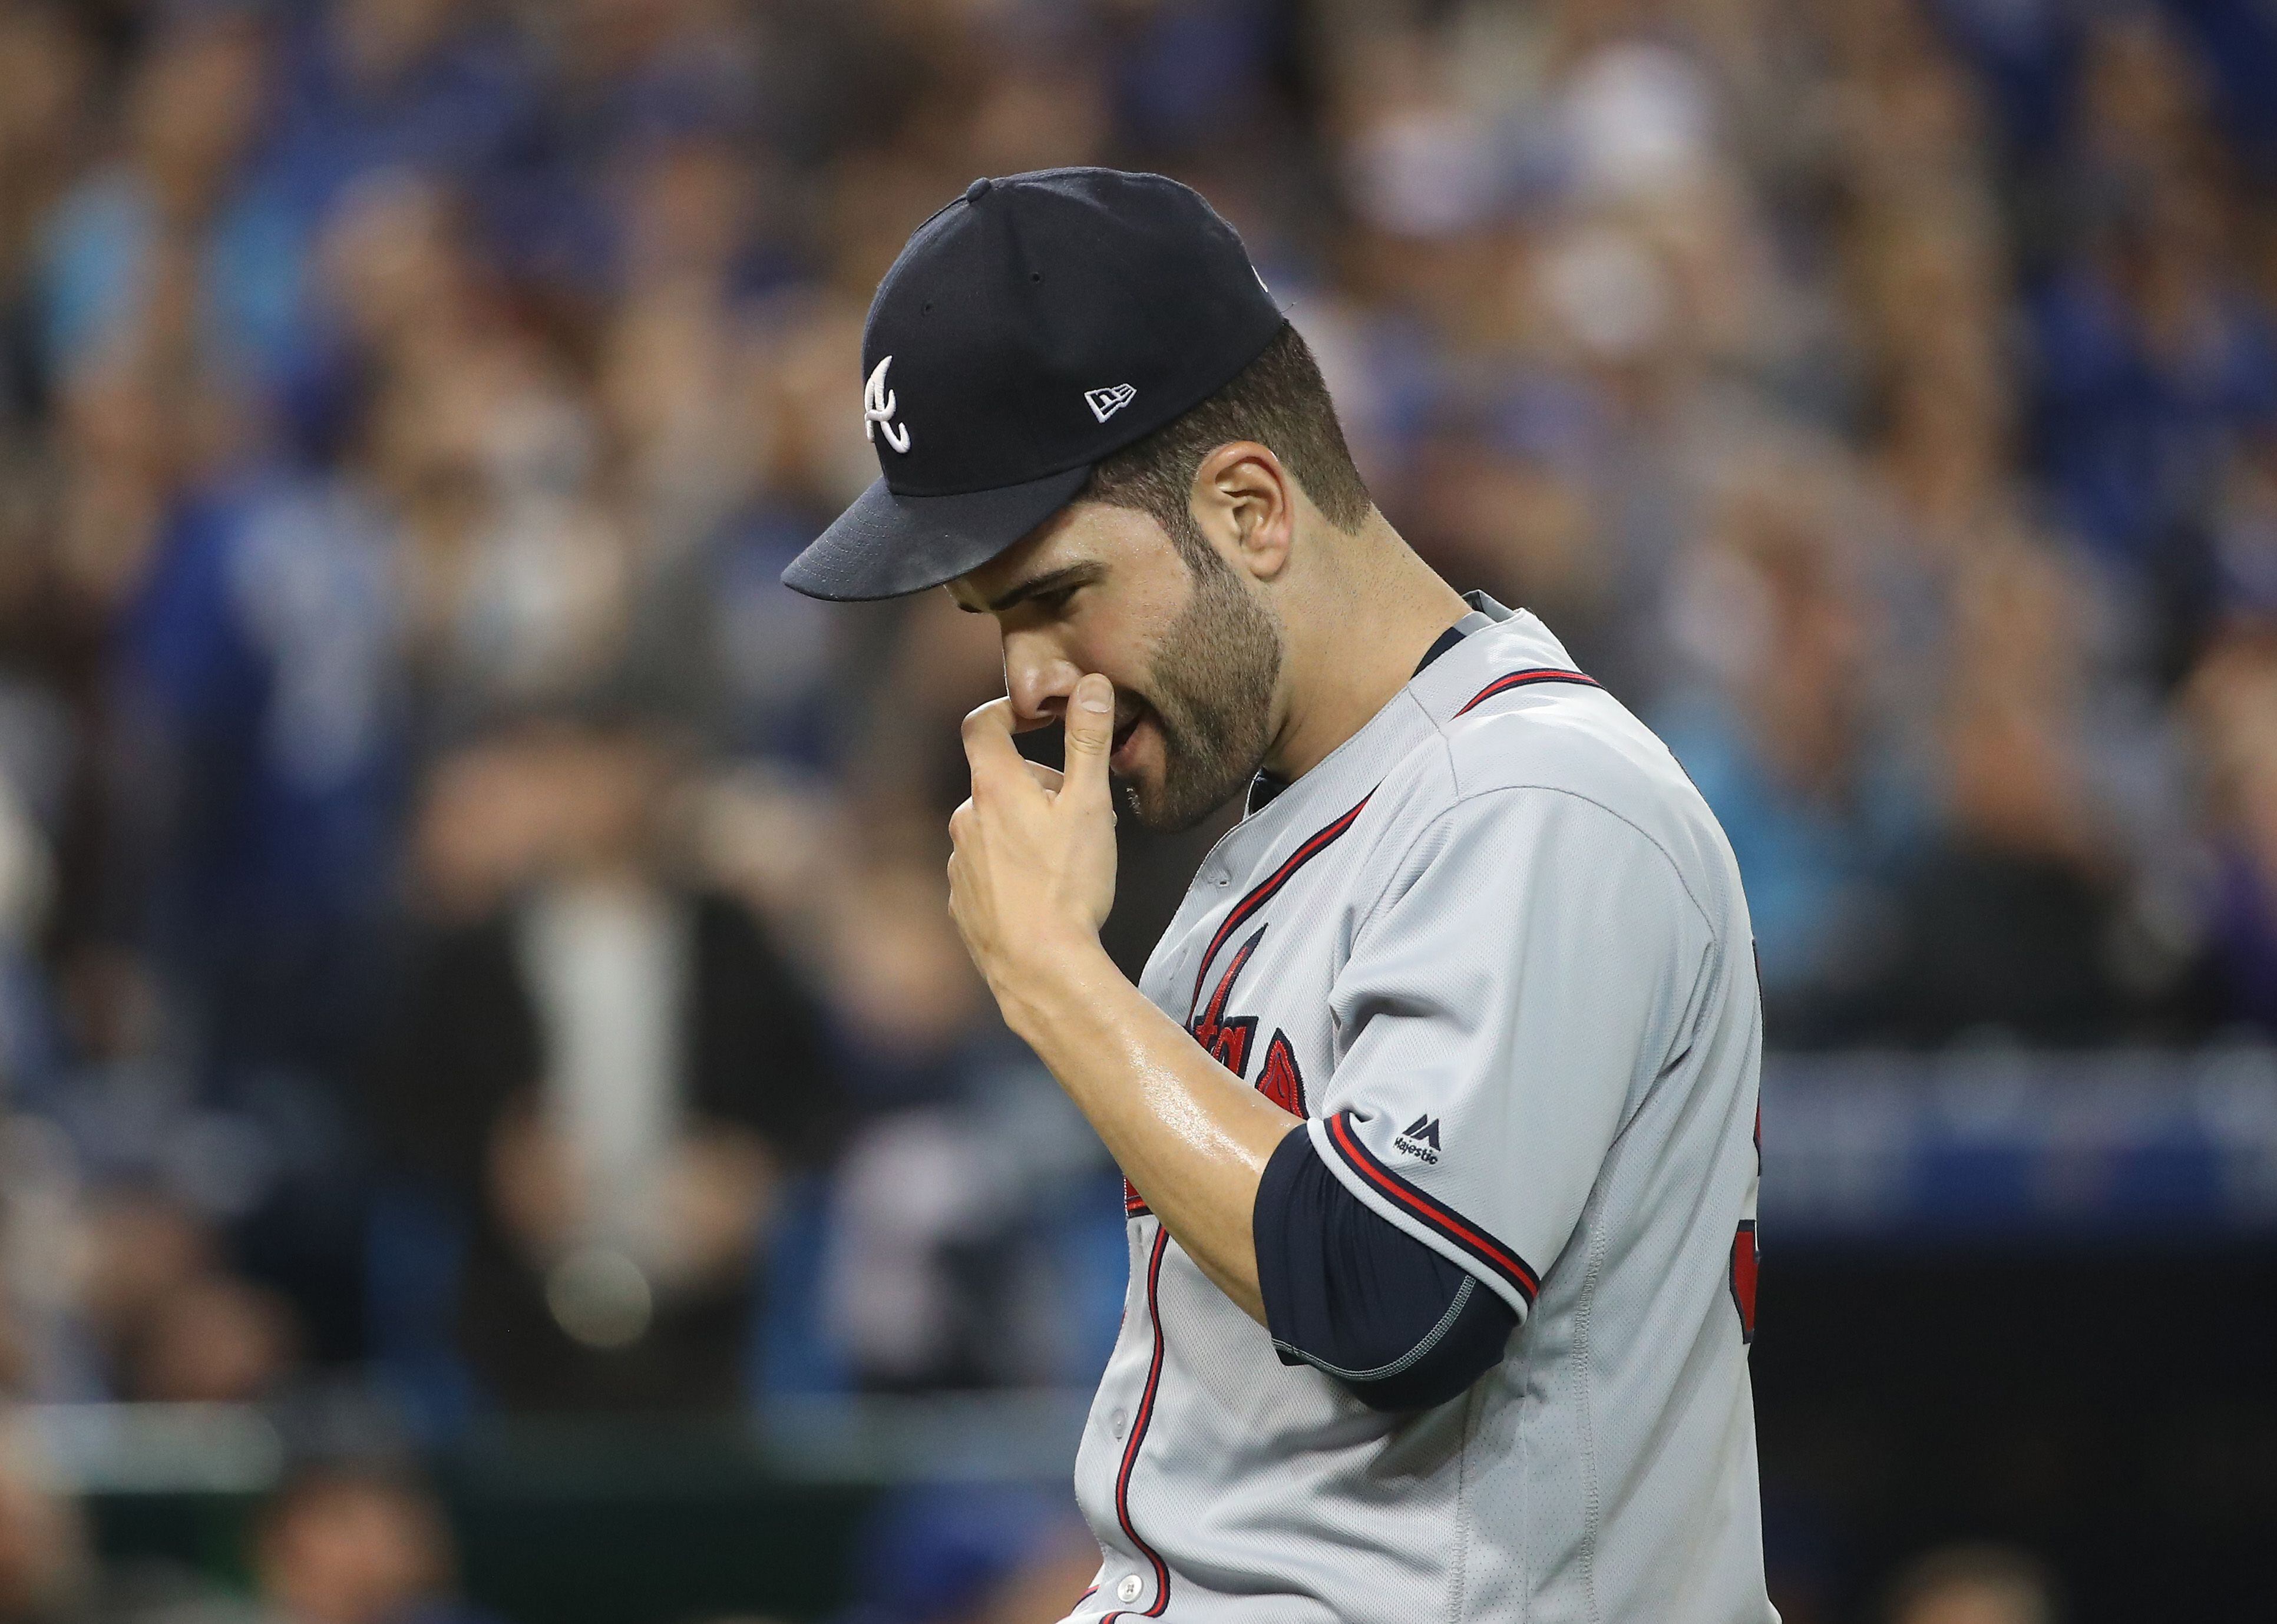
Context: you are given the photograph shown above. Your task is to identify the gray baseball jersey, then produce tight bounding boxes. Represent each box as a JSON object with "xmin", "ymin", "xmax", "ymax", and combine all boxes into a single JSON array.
[{"xmin": 1063, "ymin": 601, "xmax": 1774, "ymax": 1623}]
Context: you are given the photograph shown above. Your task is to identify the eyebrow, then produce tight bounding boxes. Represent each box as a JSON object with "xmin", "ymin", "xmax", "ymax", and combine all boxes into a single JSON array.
[{"xmin": 960, "ymin": 563, "xmax": 1104, "ymax": 614}]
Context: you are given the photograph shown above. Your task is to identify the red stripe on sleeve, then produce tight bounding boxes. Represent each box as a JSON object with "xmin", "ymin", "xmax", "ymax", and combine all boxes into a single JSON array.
[{"xmin": 1326, "ymin": 1114, "xmax": 1539, "ymax": 1301}]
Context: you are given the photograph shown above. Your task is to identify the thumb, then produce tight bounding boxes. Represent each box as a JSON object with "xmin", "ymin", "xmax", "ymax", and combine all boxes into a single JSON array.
[{"xmin": 1063, "ymin": 674, "xmax": 1116, "ymax": 801}]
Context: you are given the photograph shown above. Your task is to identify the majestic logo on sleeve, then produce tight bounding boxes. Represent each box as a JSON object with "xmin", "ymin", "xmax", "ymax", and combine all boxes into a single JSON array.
[
  {"xmin": 864, "ymin": 356, "xmax": 910, "ymax": 452},
  {"xmin": 1085, "ymin": 383, "xmax": 1136, "ymax": 423},
  {"xmin": 1394, "ymin": 1114, "xmax": 1442, "ymax": 1163}
]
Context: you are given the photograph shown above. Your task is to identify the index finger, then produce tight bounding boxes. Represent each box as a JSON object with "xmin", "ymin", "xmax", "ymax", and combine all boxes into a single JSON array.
[{"xmin": 959, "ymin": 697, "xmax": 1034, "ymax": 790}]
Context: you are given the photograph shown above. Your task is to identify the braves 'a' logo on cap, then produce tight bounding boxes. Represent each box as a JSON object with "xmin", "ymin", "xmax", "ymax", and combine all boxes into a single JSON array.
[
  {"xmin": 1086, "ymin": 383, "xmax": 1136, "ymax": 423},
  {"xmin": 864, "ymin": 356, "xmax": 911, "ymax": 453}
]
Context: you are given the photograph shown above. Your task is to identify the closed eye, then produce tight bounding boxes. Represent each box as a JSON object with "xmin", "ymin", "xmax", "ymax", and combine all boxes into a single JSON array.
[{"xmin": 957, "ymin": 563, "xmax": 1106, "ymax": 616}]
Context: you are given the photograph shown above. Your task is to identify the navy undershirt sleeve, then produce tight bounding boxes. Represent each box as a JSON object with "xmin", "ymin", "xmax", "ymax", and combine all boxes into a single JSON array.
[{"xmin": 1252, "ymin": 1124, "xmax": 1519, "ymax": 1411}]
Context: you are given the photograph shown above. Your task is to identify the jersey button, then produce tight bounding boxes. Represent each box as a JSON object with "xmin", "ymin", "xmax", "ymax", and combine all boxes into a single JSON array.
[
  {"xmin": 1116, "ymin": 1575, "xmax": 1144, "ymax": 1603},
  {"xmin": 1110, "ymin": 1408, "xmax": 1129, "ymax": 1439}
]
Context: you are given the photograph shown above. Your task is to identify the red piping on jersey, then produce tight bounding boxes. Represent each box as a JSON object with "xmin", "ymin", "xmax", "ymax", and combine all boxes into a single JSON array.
[
  {"xmin": 1325, "ymin": 1112, "xmax": 1540, "ymax": 1303},
  {"xmin": 1455, "ymin": 669, "xmax": 1601, "ymax": 715},
  {"xmin": 1188, "ymin": 794, "xmax": 1373, "ymax": 1021},
  {"xmin": 1103, "ymin": 1226, "xmax": 1174, "ymax": 1622}
]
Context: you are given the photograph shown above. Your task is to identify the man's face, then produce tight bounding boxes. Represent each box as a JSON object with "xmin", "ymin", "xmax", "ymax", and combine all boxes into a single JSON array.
[{"xmin": 951, "ymin": 501, "xmax": 1283, "ymax": 831}]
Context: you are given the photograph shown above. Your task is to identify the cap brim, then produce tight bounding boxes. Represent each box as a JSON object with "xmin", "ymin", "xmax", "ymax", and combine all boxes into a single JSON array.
[{"xmin": 781, "ymin": 464, "xmax": 1097, "ymax": 601}]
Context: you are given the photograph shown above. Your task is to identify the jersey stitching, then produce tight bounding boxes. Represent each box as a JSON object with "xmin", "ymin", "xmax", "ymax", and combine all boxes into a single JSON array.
[
  {"xmin": 1452, "ymin": 1380, "xmax": 1483, "ymax": 1623},
  {"xmin": 1102, "ymin": 1227, "xmax": 1173, "ymax": 1622},
  {"xmin": 1572, "ymin": 1129, "xmax": 1628, "ymax": 1624},
  {"xmin": 1269, "ymin": 1275, "xmax": 1477, "ymax": 1382}
]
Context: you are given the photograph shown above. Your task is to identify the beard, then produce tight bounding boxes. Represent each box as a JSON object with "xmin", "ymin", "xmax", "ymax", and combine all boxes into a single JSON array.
[{"xmin": 1116, "ymin": 542, "xmax": 1283, "ymax": 832}]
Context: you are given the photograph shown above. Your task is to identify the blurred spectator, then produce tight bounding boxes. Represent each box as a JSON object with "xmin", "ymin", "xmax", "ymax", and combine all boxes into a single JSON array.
[
  {"xmin": 378, "ymin": 708, "xmax": 836, "ymax": 1411},
  {"xmin": 130, "ymin": 1271, "xmax": 300, "ymax": 1405},
  {"xmin": 0, "ymin": 2, "xmax": 91, "ymax": 430},
  {"xmin": 114, "ymin": 1466, "xmax": 498, "ymax": 1624},
  {"xmin": 2185, "ymin": 625, "xmax": 2277, "ymax": 1029},
  {"xmin": 35, "ymin": 6, "xmax": 293, "ymax": 405},
  {"xmin": 1847, "ymin": 539, "xmax": 2150, "ymax": 1043},
  {"xmin": 0, "ymin": 1416, "xmax": 92, "ymax": 1624},
  {"xmin": 1655, "ymin": 454, "xmax": 1928, "ymax": 1041},
  {"xmin": 1881, "ymin": 1543, "xmax": 2058, "ymax": 1624},
  {"xmin": 2033, "ymin": 15, "xmax": 2277, "ymax": 576},
  {"xmin": 809, "ymin": 840, "xmax": 1121, "ymax": 1391},
  {"xmin": 243, "ymin": 1469, "xmax": 497, "ymax": 1624},
  {"xmin": 105, "ymin": 456, "xmax": 403, "ymax": 1099},
  {"xmin": 266, "ymin": 0, "xmax": 536, "ymax": 240},
  {"xmin": 74, "ymin": 1188, "xmax": 302, "ymax": 1404}
]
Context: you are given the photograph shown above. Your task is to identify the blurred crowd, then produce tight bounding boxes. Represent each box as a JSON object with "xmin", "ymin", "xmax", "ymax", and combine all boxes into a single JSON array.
[
  {"xmin": 0, "ymin": 1427, "xmax": 1108, "ymax": 1624},
  {"xmin": 0, "ymin": 0, "xmax": 2265, "ymax": 1587}
]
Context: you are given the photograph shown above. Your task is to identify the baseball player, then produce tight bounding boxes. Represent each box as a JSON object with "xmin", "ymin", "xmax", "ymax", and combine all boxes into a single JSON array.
[{"xmin": 784, "ymin": 168, "xmax": 1773, "ymax": 1623}]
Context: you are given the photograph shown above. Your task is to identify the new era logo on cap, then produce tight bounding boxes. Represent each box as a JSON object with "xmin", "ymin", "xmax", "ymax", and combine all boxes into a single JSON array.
[{"xmin": 1085, "ymin": 383, "xmax": 1136, "ymax": 424}]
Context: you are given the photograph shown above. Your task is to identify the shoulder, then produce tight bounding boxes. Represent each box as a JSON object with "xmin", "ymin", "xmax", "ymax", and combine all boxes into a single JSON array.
[
  {"xmin": 1369, "ymin": 669, "xmax": 1703, "ymax": 842},
  {"xmin": 1361, "ymin": 682, "xmax": 1740, "ymax": 942},
  {"xmin": 1445, "ymin": 684, "xmax": 1690, "ymax": 823}
]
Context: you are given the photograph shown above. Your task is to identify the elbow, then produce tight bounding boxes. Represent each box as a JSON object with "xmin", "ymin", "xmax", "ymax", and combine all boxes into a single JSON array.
[{"xmin": 1283, "ymin": 1275, "xmax": 1521, "ymax": 1414}]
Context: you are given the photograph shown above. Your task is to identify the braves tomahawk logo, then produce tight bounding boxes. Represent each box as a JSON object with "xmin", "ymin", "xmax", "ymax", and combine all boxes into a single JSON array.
[{"xmin": 864, "ymin": 355, "xmax": 910, "ymax": 452}]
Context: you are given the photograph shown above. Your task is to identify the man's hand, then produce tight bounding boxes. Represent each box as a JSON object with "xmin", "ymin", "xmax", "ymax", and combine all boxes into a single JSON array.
[{"xmin": 947, "ymin": 673, "xmax": 1120, "ymax": 1008}]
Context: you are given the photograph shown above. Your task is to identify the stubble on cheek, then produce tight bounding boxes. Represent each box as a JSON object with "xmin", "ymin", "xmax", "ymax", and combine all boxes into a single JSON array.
[{"xmin": 1116, "ymin": 576, "xmax": 1281, "ymax": 832}]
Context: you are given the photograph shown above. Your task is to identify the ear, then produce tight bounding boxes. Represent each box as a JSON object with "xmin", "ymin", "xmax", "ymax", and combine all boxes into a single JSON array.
[{"xmin": 1189, "ymin": 441, "xmax": 1296, "ymax": 584}]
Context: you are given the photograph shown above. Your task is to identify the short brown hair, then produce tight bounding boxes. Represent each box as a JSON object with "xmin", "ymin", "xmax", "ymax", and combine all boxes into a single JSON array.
[{"xmin": 1082, "ymin": 322, "xmax": 1373, "ymax": 558}]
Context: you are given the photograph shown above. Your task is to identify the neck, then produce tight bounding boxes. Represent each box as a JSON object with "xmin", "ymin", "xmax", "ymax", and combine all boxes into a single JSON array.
[{"xmin": 1264, "ymin": 512, "xmax": 1471, "ymax": 782}]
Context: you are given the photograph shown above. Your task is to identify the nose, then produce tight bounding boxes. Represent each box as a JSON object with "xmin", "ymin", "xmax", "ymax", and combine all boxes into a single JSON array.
[{"xmin": 1002, "ymin": 632, "xmax": 1082, "ymax": 727}]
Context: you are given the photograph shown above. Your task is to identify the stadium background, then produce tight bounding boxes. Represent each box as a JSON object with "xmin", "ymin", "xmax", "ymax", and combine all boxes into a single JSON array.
[{"xmin": 0, "ymin": 0, "xmax": 2273, "ymax": 1620}]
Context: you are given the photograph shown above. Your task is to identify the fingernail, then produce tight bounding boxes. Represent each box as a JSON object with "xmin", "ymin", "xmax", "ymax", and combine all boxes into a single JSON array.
[{"xmin": 1078, "ymin": 680, "xmax": 1113, "ymax": 713}]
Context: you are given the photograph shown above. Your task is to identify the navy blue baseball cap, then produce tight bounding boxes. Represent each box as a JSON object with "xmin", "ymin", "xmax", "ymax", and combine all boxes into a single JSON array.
[{"xmin": 781, "ymin": 167, "xmax": 1286, "ymax": 601}]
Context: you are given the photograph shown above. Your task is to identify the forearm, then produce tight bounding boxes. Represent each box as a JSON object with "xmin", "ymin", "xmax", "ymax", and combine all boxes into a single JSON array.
[{"xmin": 994, "ymin": 940, "xmax": 1296, "ymax": 1322}]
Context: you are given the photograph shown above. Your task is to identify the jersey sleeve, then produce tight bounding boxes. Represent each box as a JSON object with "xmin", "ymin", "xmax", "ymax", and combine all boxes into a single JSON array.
[
  {"xmin": 1307, "ymin": 786, "xmax": 1718, "ymax": 1321},
  {"xmin": 1253, "ymin": 1123, "xmax": 1520, "ymax": 1410}
]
